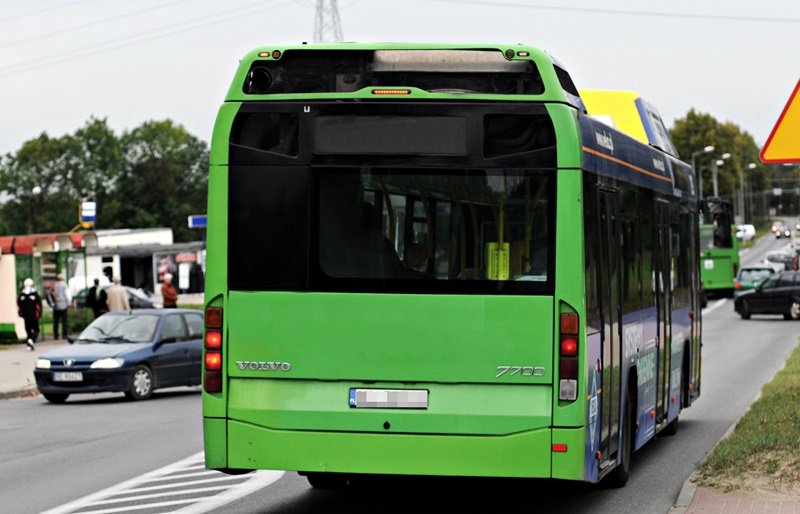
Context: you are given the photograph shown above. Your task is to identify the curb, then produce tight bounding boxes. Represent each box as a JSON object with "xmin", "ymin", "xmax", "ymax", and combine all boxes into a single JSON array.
[
  {"xmin": 669, "ymin": 343, "xmax": 796, "ymax": 513},
  {"xmin": 670, "ymin": 478, "xmax": 696, "ymax": 513},
  {"xmin": 0, "ymin": 385, "xmax": 39, "ymax": 400}
]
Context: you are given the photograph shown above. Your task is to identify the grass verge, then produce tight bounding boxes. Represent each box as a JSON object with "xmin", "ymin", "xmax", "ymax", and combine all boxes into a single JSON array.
[{"xmin": 694, "ymin": 342, "xmax": 800, "ymax": 493}]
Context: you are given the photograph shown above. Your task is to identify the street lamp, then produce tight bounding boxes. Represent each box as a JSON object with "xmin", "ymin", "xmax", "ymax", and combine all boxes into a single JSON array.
[
  {"xmin": 739, "ymin": 163, "xmax": 757, "ymax": 223},
  {"xmin": 27, "ymin": 185, "xmax": 42, "ymax": 234},
  {"xmin": 712, "ymin": 153, "xmax": 732, "ymax": 197},
  {"xmin": 691, "ymin": 145, "xmax": 715, "ymax": 197}
]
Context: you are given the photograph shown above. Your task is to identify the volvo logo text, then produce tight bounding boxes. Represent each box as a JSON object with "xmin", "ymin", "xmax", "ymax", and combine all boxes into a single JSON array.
[{"xmin": 236, "ymin": 361, "xmax": 291, "ymax": 372}]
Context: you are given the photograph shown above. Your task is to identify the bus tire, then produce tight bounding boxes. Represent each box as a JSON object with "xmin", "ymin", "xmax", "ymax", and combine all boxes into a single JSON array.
[
  {"xmin": 306, "ymin": 472, "xmax": 349, "ymax": 489},
  {"xmin": 606, "ymin": 391, "xmax": 634, "ymax": 488},
  {"xmin": 740, "ymin": 301, "xmax": 751, "ymax": 320}
]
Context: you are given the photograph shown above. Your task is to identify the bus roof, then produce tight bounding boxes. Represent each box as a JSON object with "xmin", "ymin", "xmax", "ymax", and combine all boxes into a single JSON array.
[
  {"xmin": 224, "ymin": 43, "xmax": 578, "ymax": 105},
  {"xmin": 579, "ymin": 89, "xmax": 679, "ymax": 157}
]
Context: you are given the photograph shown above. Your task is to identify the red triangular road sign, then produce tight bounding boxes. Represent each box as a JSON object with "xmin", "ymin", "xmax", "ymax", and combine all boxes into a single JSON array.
[{"xmin": 761, "ymin": 79, "xmax": 800, "ymax": 164}]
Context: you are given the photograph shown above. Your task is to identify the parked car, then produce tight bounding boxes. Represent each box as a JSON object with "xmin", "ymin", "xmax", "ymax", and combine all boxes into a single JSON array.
[
  {"xmin": 734, "ymin": 271, "xmax": 800, "ymax": 320},
  {"xmin": 34, "ymin": 309, "xmax": 204, "ymax": 403},
  {"xmin": 733, "ymin": 266, "xmax": 774, "ymax": 296},
  {"xmin": 735, "ymin": 224, "xmax": 756, "ymax": 242},
  {"xmin": 763, "ymin": 250, "xmax": 794, "ymax": 272},
  {"xmin": 73, "ymin": 285, "xmax": 160, "ymax": 310}
]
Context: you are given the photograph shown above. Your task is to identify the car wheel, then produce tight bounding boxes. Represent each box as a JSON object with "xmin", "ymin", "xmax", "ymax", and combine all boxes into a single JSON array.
[
  {"xmin": 739, "ymin": 301, "xmax": 751, "ymax": 320},
  {"xmin": 43, "ymin": 393, "xmax": 69, "ymax": 403},
  {"xmin": 126, "ymin": 365, "xmax": 154, "ymax": 401},
  {"xmin": 790, "ymin": 300, "xmax": 800, "ymax": 320}
]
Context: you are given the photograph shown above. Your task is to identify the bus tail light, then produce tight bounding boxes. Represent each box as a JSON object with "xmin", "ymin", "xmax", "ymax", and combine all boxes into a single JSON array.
[
  {"xmin": 205, "ymin": 307, "xmax": 223, "ymax": 394},
  {"xmin": 559, "ymin": 312, "xmax": 579, "ymax": 402}
]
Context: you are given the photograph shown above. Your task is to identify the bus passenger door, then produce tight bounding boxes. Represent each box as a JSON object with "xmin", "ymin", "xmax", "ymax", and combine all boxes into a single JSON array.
[
  {"xmin": 655, "ymin": 203, "xmax": 672, "ymax": 422},
  {"xmin": 598, "ymin": 190, "xmax": 622, "ymax": 464}
]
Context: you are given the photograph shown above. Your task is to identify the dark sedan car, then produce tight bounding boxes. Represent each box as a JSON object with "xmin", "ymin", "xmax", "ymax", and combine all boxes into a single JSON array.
[
  {"xmin": 34, "ymin": 309, "xmax": 203, "ymax": 403},
  {"xmin": 72, "ymin": 285, "xmax": 160, "ymax": 310},
  {"xmin": 734, "ymin": 271, "xmax": 800, "ymax": 320}
]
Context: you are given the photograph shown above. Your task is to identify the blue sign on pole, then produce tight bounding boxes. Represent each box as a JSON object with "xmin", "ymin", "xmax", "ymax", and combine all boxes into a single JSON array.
[
  {"xmin": 81, "ymin": 201, "xmax": 97, "ymax": 223},
  {"xmin": 188, "ymin": 214, "xmax": 207, "ymax": 229}
]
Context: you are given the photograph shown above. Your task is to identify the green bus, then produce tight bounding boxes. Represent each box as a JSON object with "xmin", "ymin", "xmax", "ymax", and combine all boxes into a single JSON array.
[
  {"xmin": 202, "ymin": 43, "xmax": 702, "ymax": 488},
  {"xmin": 699, "ymin": 199, "xmax": 739, "ymax": 297}
]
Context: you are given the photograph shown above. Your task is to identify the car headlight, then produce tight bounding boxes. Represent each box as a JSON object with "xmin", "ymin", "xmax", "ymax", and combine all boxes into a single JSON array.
[
  {"xmin": 90, "ymin": 357, "xmax": 125, "ymax": 369},
  {"xmin": 36, "ymin": 359, "xmax": 51, "ymax": 369}
]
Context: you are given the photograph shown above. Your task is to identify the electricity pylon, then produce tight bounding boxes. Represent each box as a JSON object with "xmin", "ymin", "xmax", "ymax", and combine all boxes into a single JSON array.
[{"xmin": 314, "ymin": 0, "xmax": 343, "ymax": 43}]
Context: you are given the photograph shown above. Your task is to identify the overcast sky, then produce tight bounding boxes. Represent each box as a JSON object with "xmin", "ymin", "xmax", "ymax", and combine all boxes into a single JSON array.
[{"xmin": 0, "ymin": 0, "xmax": 798, "ymax": 157}]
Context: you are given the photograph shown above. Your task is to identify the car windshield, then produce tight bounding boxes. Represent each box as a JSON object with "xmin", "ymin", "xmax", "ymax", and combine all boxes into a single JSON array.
[
  {"xmin": 739, "ymin": 269, "xmax": 772, "ymax": 282},
  {"xmin": 77, "ymin": 314, "xmax": 159, "ymax": 343}
]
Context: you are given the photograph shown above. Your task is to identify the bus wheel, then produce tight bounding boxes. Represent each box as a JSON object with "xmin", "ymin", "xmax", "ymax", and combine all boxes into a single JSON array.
[
  {"xmin": 306, "ymin": 472, "xmax": 349, "ymax": 489},
  {"xmin": 790, "ymin": 300, "xmax": 800, "ymax": 320},
  {"xmin": 606, "ymin": 392, "xmax": 634, "ymax": 488},
  {"xmin": 740, "ymin": 301, "xmax": 751, "ymax": 320}
]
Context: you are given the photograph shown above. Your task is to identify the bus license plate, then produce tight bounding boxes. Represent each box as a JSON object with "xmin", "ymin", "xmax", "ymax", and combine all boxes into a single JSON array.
[
  {"xmin": 53, "ymin": 372, "xmax": 83, "ymax": 382},
  {"xmin": 349, "ymin": 389, "xmax": 428, "ymax": 409}
]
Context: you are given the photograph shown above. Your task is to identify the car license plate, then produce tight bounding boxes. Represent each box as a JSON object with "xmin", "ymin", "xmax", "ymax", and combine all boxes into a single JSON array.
[
  {"xmin": 53, "ymin": 372, "xmax": 83, "ymax": 382},
  {"xmin": 349, "ymin": 388, "xmax": 428, "ymax": 409}
]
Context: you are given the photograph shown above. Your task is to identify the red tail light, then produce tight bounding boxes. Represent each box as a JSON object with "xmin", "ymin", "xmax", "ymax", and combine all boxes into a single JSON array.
[
  {"xmin": 734, "ymin": 280, "xmax": 742, "ymax": 290},
  {"xmin": 205, "ymin": 331, "xmax": 222, "ymax": 350},
  {"xmin": 204, "ymin": 306, "xmax": 223, "ymax": 393},
  {"xmin": 559, "ymin": 311, "xmax": 579, "ymax": 401},
  {"xmin": 205, "ymin": 351, "xmax": 222, "ymax": 370}
]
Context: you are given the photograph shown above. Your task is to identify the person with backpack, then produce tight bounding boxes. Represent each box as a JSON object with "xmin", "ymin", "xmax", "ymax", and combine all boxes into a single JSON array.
[{"xmin": 17, "ymin": 278, "xmax": 42, "ymax": 351}]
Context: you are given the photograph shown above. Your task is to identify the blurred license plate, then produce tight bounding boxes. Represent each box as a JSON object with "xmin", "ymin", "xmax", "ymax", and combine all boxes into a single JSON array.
[
  {"xmin": 53, "ymin": 372, "xmax": 83, "ymax": 382},
  {"xmin": 349, "ymin": 389, "xmax": 428, "ymax": 409}
]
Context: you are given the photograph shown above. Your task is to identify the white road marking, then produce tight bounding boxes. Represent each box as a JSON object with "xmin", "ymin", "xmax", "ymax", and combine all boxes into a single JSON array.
[
  {"xmin": 702, "ymin": 298, "xmax": 727, "ymax": 316},
  {"xmin": 40, "ymin": 452, "xmax": 285, "ymax": 514}
]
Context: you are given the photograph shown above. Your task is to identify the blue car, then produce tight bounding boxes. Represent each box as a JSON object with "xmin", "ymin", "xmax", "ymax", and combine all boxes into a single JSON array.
[{"xmin": 34, "ymin": 309, "xmax": 204, "ymax": 403}]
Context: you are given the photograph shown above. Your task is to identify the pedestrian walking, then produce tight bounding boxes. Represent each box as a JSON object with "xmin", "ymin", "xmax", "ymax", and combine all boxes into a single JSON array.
[
  {"xmin": 161, "ymin": 273, "xmax": 179, "ymax": 308},
  {"xmin": 86, "ymin": 278, "xmax": 108, "ymax": 318},
  {"xmin": 106, "ymin": 277, "xmax": 130, "ymax": 312},
  {"xmin": 17, "ymin": 278, "xmax": 42, "ymax": 351},
  {"xmin": 50, "ymin": 273, "xmax": 71, "ymax": 340}
]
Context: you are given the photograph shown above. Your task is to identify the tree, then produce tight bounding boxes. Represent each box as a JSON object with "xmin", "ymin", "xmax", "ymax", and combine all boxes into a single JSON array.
[
  {"xmin": 103, "ymin": 120, "xmax": 208, "ymax": 242},
  {"xmin": 670, "ymin": 109, "xmax": 769, "ymax": 200},
  {"xmin": 0, "ymin": 117, "xmax": 208, "ymax": 240},
  {"xmin": 0, "ymin": 133, "xmax": 75, "ymax": 234}
]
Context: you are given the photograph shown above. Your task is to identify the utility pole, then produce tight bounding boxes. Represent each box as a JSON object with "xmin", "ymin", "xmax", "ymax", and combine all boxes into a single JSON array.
[{"xmin": 314, "ymin": 0, "xmax": 343, "ymax": 43}]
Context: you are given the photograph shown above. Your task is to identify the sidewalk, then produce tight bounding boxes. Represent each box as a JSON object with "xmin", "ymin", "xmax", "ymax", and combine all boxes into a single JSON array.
[
  {"xmin": 679, "ymin": 482, "xmax": 800, "ymax": 513},
  {"xmin": 0, "ymin": 338, "xmax": 69, "ymax": 399}
]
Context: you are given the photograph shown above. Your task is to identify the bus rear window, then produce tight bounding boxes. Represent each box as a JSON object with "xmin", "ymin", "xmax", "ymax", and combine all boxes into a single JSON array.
[{"xmin": 228, "ymin": 166, "xmax": 554, "ymax": 294}]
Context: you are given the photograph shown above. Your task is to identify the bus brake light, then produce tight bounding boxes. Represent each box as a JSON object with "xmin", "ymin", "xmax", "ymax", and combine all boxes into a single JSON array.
[
  {"xmin": 205, "ymin": 331, "xmax": 222, "ymax": 350},
  {"xmin": 560, "ymin": 336, "xmax": 578, "ymax": 357},
  {"xmin": 205, "ymin": 351, "xmax": 222, "ymax": 371},
  {"xmin": 558, "ymin": 311, "xmax": 579, "ymax": 401},
  {"xmin": 372, "ymin": 89, "xmax": 411, "ymax": 95},
  {"xmin": 205, "ymin": 306, "xmax": 223, "ymax": 393}
]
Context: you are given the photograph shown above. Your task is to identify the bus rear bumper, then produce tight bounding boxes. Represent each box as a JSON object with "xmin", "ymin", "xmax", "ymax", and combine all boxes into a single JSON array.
[{"xmin": 215, "ymin": 419, "xmax": 584, "ymax": 479}]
